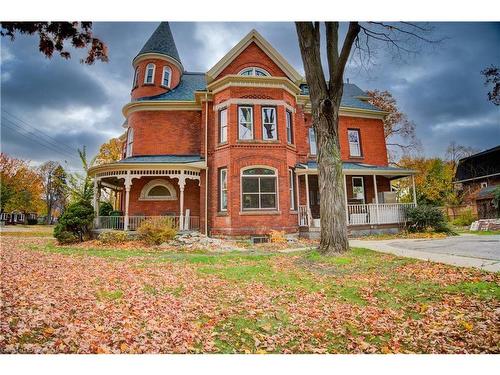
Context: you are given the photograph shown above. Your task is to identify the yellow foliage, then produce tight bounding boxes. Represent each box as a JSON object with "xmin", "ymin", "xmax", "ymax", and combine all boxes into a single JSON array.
[{"xmin": 268, "ymin": 230, "xmax": 287, "ymax": 243}]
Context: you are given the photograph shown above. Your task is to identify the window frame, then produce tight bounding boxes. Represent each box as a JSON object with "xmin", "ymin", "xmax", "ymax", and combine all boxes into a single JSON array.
[
  {"xmin": 238, "ymin": 105, "xmax": 254, "ymax": 141},
  {"xmin": 261, "ymin": 106, "xmax": 278, "ymax": 141},
  {"xmin": 139, "ymin": 179, "xmax": 177, "ymax": 201},
  {"xmin": 125, "ymin": 128, "xmax": 134, "ymax": 158},
  {"xmin": 286, "ymin": 109, "xmax": 294, "ymax": 144},
  {"xmin": 218, "ymin": 108, "xmax": 228, "ymax": 144},
  {"xmin": 238, "ymin": 67, "xmax": 270, "ymax": 77},
  {"xmin": 161, "ymin": 66, "xmax": 172, "ymax": 87},
  {"xmin": 309, "ymin": 127, "xmax": 317, "ymax": 155},
  {"xmin": 144, "ymin": 63, "xmax": 156, "ymax": 84},
  {"xmin": 240, "ymin": 166, "xmax": 278, "ymax": 211},
  {"xmin": 351, "ymin": 176, "xmax": 365, "ymax": 204},
  {"xmin": 289, "ymin": 168, "xmax": 297, "ymax": 211},
  {"xmin": 219, "ymin": 168, "xmax": 228, "ymax": 212},
  {"xmin": 347, "ymin": 128, "xmax": 363, "ymax": 158},
  {"xmin": 133, "ymin": 67, "xmax": 139, "ymax": 88}
]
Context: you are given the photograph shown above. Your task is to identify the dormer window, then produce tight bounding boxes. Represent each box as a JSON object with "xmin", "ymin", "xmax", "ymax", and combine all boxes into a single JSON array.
[
  {"xmin": 162, "ymin": 66, "xmax": 171, "ymax": 87},
  {"xmin": 144, "ymin": 63, "xmax": 155, "ymax": 84},
  {"xmin": 238, "ymin": 67, "xmax": 270, "ymax": 77}
]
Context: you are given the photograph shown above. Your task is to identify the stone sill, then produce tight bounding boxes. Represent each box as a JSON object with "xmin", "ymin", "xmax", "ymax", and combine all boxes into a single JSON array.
[{"xmin": 239, "ymin": 210, "xmax": 281, "ymax": 216}]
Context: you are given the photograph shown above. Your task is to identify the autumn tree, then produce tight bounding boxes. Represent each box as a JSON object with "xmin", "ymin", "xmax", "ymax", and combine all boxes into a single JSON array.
[
  {"xmin": 445, "ymin": 141, "xmax": 476, "ymax": 170},
  {"xmin": 0, "ymin": 22, "xmax": 108, "ymax": 65},
  {"xmin": 295, "ymin": 22, "xmax": 436, "ymax": 254},
  {"xmin": 0, "ymin": 153, "xmax": 43, "ymax": 215},
  {"xmin": 39, "ymin": 161, "xmax": 68, "ymax": 224},
  {"xmin": 366, "ymin": 90, "xmax": 421, "ymax": 162},
  {"xmin": 68, "ymin": 147, "xmax": 96, "ymax": 204},
  {"xmin": 481, "ymin": 65, "xmax": 499, "ymax": 105},
  {"xmin": 95, "ymin": 138, "xmax": 122, "ymax": 165}
]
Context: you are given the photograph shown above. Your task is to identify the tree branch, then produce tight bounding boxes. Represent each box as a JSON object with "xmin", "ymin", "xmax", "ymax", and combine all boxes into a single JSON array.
[
  {"xmin": 325, "ymin": 22, "xmax": 339, "ymax": 90},
  {"xmin": 330, "ymin": 22, "xmax": 360, "ymax": 91}
]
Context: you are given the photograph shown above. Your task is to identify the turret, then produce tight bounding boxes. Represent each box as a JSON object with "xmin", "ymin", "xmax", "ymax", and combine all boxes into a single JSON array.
[{"xmin": 131, "ymin": 22, "xmax": 183, "ymax": 99}]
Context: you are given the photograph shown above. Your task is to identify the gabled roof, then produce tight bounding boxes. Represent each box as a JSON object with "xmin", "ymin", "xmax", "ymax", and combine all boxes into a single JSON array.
[
  {"xmin": 206, "ymin": 29, "xmax": 303, "ymax": 85},
  {"xmin": 136, "ymin": 22, "xmax": 182, "ymax": 67},
  {"xmin": 135, "ymin": 72, "xmax": 206, "ymax": 102}
]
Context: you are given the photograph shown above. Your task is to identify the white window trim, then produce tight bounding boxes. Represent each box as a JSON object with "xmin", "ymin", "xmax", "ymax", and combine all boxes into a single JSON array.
[
  {"xmin": 139, "ymin": 179, "xmax": 177, "ymax": 201},
  {"xmin": 348, "ymin": 129, "xmax": 362, "ymax": 157},
  {"xmin": 219, "ymin": 108, "xmax": 228, "ymax": 144},
  {"xmin": 240, "ymin": 166, "xmax": 279, "ymax": 211},
  {"xmin": 144, "ymin": 63, "xmax": 156, "ymax": 84},
  {"xmin": 238, "ymin": 106, "xmax": 254, "ymax": 140},
  {"xmin": 309, "ymin": 127, "xmax": 317, "ymax": 155},
  {"xmin": 125, "ymin": 128, "xmax": 134, "ymax": 158},
  {"xmin": 133, "ymin": 67, "xmax": 139, "ymax": 88},
  {"xmin": 352, "ymin": 176, "xmax": 365, "ymax": 203},
  {"xmin": 220, "ymin": 168, "xmax": 228, "ymax": 211},
  {"xmin": 161, "ymin": 66, "xmax": 172, "ymax": 87},
  {"xmin": 237, "ymin": 67, "xmax": 270, "ymax": 76},
  {"xmin": 289, "ymin": 168, "xmax": 296, "ymax": 211},
  {"xmin": 262, "ymin": 106, "xmax": 277, "ymax": 140},
  {"xmin": 286, "ymin": 110, "xmax": 293, "ymax": 144}
]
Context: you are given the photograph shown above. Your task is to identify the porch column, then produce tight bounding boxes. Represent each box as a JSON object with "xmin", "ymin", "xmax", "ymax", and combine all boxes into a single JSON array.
[
  {"xmin": 295, "ymin": 172, "xmax": 300, "ymax": 211},
  {"xmin": 305, "ymin": 173, "xmax": 311, "ymax": 225},
  {"xmin": 373, "ymin": 174, "xmax": 379, "ymax": 224},
  {"xmin": 93, "ymin": 178, "xmax": 101, "ymax": 227},
  {"xmin": 343, "ymin": 174, "xmax": 349, "ymax": 225},
  {"xmin": 178, "ymin": 173, "xmax": 186, "ymax": 230},
  {"xmin": 411, "ymin": 175, "xmax": 417, "ymax": 205},
  {"xmin": 124, "ymin": 173, "xmax": 132, "ymax": 231}
]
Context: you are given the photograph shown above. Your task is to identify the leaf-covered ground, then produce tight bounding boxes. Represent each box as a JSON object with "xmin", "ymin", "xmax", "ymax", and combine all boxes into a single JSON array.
[{"xmin": 1, "ymin": 236, "xmax": 499, "ymax": 354}]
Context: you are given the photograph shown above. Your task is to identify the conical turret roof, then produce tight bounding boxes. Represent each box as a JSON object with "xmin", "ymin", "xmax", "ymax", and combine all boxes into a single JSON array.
[{"xmin": 136, "ymin": 22, "xmax": 182, "ymax": 66}]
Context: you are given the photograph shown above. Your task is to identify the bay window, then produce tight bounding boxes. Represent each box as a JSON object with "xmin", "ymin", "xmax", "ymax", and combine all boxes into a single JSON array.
[
  {"xmin": 262, "ymin": 107, "xmax": 277, "ymax": 140},
  {"xmin": 289, "ymin": 168, "xmax": 296, "ymax": 210},
  {"xmin": 286, "ymin": 110, "xmax": 293, "ymax": 144},
  {"xmin": 219, "ymin": 108, "xmax": 228, "ymax": 143},
  {"xmin": 241, "ymin": 167, "xmax": 277, "ymax": 210},
  {"xmin": 219, "ymin": 168, "xmax": 228, "ymax": 211},
  {"xmin": 238, "ymin": 106, "xmax": 254, "ymax": 140},
  {"xmin": 348, "ymin": 129, "xmax": 362, "ymax": 157}
]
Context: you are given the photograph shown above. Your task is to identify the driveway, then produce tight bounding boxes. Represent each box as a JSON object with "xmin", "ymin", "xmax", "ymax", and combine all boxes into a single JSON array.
[{"xmin": 350, "ymin": 234, "xmax": 500, "ymax": 272}]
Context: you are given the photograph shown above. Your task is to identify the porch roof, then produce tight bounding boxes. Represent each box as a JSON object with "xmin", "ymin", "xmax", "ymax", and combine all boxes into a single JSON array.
[
  {"xmin": 117, "ymin": 155, "xmax": 203, "ymax": 164},
  {"xmin": 296, "ymin": 161, "xmax": 416, "ymax": 178}
]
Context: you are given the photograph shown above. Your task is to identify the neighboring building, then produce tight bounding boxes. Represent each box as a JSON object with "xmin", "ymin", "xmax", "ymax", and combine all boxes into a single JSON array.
[
  {"xmin": 89, "ymin": 22, "xmax": 417, "ymax": 237},
  {"xmin": 454, "ymin": 145, "xmax": 500, "ymax": 219}
]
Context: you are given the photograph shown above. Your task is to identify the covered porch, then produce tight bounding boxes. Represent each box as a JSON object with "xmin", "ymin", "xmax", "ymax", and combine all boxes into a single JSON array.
[
  {"xmin": 295, "ymin": 162, "xmax": 417, "ymax": 231},
  {"xmin": 88, "ymin": 156, "xmax": 206, "ymax": 232}
]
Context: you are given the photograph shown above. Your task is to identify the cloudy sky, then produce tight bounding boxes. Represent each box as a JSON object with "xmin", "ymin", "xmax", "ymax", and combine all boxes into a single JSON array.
[{"xmin": 1, "ymin": 22, "xmax": 499, "ymax": 171}]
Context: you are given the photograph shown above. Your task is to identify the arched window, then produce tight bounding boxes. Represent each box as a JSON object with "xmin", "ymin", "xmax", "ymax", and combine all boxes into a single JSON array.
[
  {"xmin": 133, "ymin": 67, "xmax": 139, "ymax": 88},
  {"xmin": 241, "ymin": 167, "xmax": 277, "ymax": 210},
  {"xmin": 238, "ymin": 67, "xmax": 270, "ymax": 77},
  {"xmin": 162, "ymin": 66, "xmax": 172, "ymax": 87},
  {"xmin": 139, "ymin": 179, "xmax": 177, "ymax": 201},
  {"xmin": 144, "ymin": 63, "xmax": 156, "ymax": 84},
  {"xmin": 125, "ymin": 128, "xmax": 133, "ymax": 158}
]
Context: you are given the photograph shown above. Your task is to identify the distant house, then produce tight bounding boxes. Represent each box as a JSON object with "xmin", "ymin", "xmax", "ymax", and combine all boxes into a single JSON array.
[
  {"xmin": 88, "ymin": 22, "xmax": 418, "ymax": 237},
  {"xmin": 454, "ymin": 145, "xmax": 500, "ymax": 219}
]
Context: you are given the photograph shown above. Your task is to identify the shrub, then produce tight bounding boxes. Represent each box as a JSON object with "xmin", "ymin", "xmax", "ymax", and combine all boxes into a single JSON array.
[
  {"xmin": 268, "ymin": 230, "xmax": 287, "ymax": 243},
  {"xmin": 451, "ymin": 209, "xmax": 476, "ymax": 227},
  {"xmin": 54, "ymin": 200, "xmax": 94, "ymax": 243},
  {"xmin": 137, "ymin": 217, "xmax": 178, "ymax": 245},
  {"xmin": 406, "ymin": 205, "xmax": 450, "ymax": 233},
  {"xmin": 109, "ymin": 210, "xmax": 123, "ymax": 216},
  {"xmin": 98, "ymin": 230, "xmax": 131, "ymax": 244},
  {"xmin": 99, "ymin": 202, "xmax": 114, "ymax": 216}
]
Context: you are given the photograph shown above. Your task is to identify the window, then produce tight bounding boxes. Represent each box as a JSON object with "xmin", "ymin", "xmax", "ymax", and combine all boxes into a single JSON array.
[
  {"xmin": 238, "ymin": 106, "xmax": 254, "ymax": 140},
  {"xmin": 309, "ymin": 127, "xmax": 317, "ymax": 155},
  {"xmin": 262, "ymin": 107, "xmax": 277, "ymax": 140},
  {"xmin": 219, "ymin": 108, "xmax": 228, "ymax": 143},
  {"xmin": 139, "ymin": 179, "xmax": 176, "ymax": 201},
  {"xmin": 161, "ymin": 66, "xmax": 171, "ymax": 87},
  {"xmin": 348, "ymin": 129, "xmax": 362, "ymax": 157},
  {"xmin": 286, "ymin": 110, "xmax": 293, "ymax": 144},
  {"xmin": 133, "ymin": 67, "xmax": 139, "ymax": 88},
  {"xmin": 241, "ymin": 168, "xmax": 277, "ymax": 210},
  {"xmin": 352, "ymin": 177, "xmax": 365, "ymax": 203},
  {"xmin": 480, "ymin": 181, "xmax": 488, "ymax": 188},
  {"xmin": 289, "ymin": 169, "xmax": 296, "ymax": 210},
  {"xmin": 144, "ymin": 63, "xmax": 155, "ymax": 84},
  {"xmin": 125, "ymin": 128, "xmax": 134, "ymax": 158},
  {"xmin": 238, "ymin": 67, "xmax": 270, "ymax": 76},
  {"xmin": 219, "ymin": 168, "xmax": 228, "ymax": 211}
]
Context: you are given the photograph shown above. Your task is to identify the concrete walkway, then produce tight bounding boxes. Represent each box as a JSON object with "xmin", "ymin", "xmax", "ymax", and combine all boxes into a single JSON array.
[{"xmin": 350, "ymin": 234, "xmax": 500, "ymax": 272}]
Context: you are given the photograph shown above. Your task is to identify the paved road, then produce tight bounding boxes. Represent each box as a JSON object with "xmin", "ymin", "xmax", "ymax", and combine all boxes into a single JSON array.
[{"xmin": 350, "ymin": 234, "xmax": 500, "ymax": 272}]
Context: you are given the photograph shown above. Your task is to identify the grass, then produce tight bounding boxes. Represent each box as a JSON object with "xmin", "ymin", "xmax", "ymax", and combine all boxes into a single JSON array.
[{"xmin": 469, "ymin": 230, "xmax": 500, "ymax": 236}]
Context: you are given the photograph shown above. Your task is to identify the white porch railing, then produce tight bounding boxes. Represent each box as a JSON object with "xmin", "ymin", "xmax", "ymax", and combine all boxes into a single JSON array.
[
  {"xmin": 95, "ymin": 215, "xmax": 200, "ymax": 231},
  {"xmin": 298, "ymin": 203, "xmax": 416, "ymax": 227}
]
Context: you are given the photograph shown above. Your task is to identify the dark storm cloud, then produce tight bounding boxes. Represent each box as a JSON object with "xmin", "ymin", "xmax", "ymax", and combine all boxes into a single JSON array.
[{"xmin": 1, "ymin": 21, "xmax": 499, "ymax": 170}]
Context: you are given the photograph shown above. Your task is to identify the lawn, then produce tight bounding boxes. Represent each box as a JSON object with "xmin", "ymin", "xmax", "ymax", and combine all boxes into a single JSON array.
[{"xmin": 1, "ymin": 236, "xmax": 499, "ymax": 354}]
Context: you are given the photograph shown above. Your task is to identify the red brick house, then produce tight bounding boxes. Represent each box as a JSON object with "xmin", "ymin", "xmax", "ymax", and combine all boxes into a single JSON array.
[{"xmin": 89, "ymin": 22, "xmax": 417, "ymax": 237}]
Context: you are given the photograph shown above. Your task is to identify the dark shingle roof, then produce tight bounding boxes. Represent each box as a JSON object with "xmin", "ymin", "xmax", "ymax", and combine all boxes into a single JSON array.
[
  {"xmin": 136, "ymin": 22, "xmax": 182, "ymax": 66},
  {"xmin": 455, "ymin": 146, "xmax": 500, "ymax": 181},
  {"xmin": 135, "ymin": 72, "xmax": 206, "ymax": 102},
  {"xmin": 476, "ymin": 185, "xmax": 499, "ymax": 200},
  {"xmin": 118, "ymin": 155, "xmax": 202, "ymax": 164}
]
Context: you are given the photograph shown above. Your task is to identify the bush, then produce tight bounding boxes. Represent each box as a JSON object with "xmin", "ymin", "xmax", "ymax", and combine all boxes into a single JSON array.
[
  {"xmin": 54, "ymin": 200, "xmax": 94, "ymax": 243},
  {"xmin": 406, "ymin": 205, "xmax": 450, "ymax": 233},
  {"xmin": 99, "ymin": 202, "xmax": 114, "ymax": 216},
  {"xmin": 98, "ymin": 230, "xmax": 131, "ymax": 244},
  {"xmin": 137, "ymin": 217, "xmax": 178, "ymax": 245},
  {"xmin": 268, "ymin": 230, "xmax": 287, "ymax": 243},
  {"xmin": 451, "ymin": 209, "xmax": 476, "ymax": 227},
  {"xmin": 109, "ymin": 210, "xmax": 123, "ymax": 216}
]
